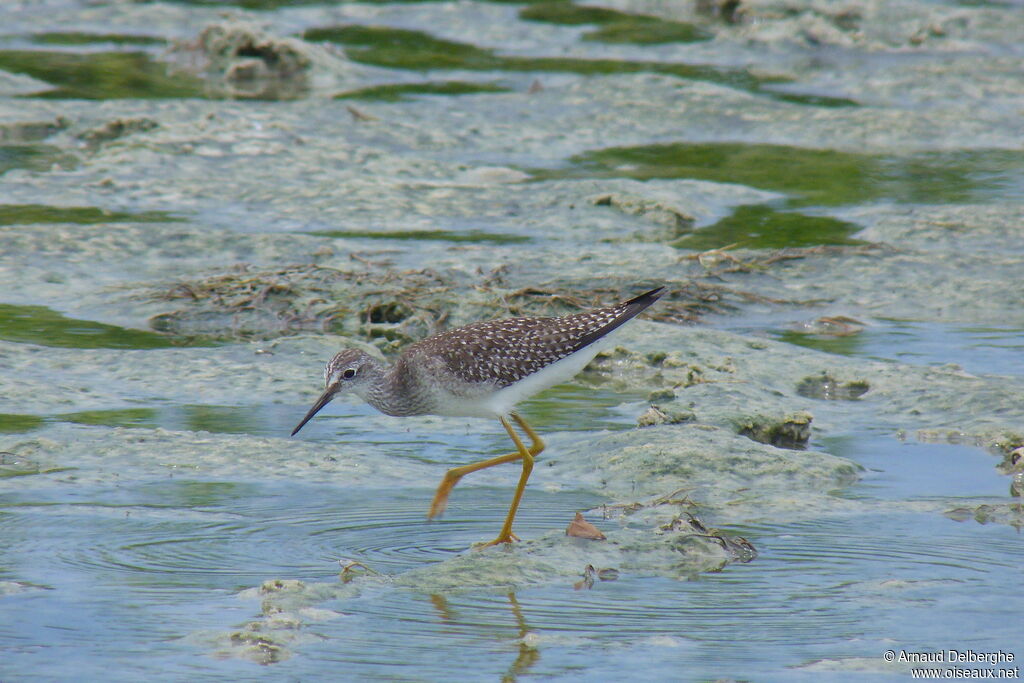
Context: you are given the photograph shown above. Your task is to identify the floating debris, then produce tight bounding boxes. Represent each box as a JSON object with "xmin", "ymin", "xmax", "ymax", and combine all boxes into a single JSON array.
[
  {"xmin": 227, "ymin": 631, "xmax": 289, "ymax": 665},
  {"xmin": 338, "ymin": 560, "xmax": 380, "ymax": 583},
  {"xmin": 661, "ymin": 513, "xmax": 758, "ymax": 563},
  {"xmin": 637, "ymin": 404, "xmax": 695, "ymax": 428},
  {"xmin": 736, "ymin": 411, "xmax": 813, "ymax": 449},
  {"xmin": 573, "ymin": 564, "xmax": 619, "ymax": 590},
  {"xmin": 167, "ymin": 21, "xmax": 312, "ymax": 100},
  {"xmin": 945, "ymin": 504, "xmax": 1024, "ymax": 529},
  {"xmin": 148, "ymin": 268, "xmax": 756, "ymax": 346},
  {"xmin": 76, "ymin": 117, "xmax": 158, "ymax": 149},
  {"xmin": 565, "ymin": 511, "xmax": 606, "ymax": 540},
  {"xmin": 796, "ymin": 372, "xmax": 869, "ymax": 400},
  {"xmin": 789, "ymin": 315, "xmax": 867, "ymax": 337},
  {"xmin": 602, "ymin": 487, "xmax": 697, "ymax": 519}
]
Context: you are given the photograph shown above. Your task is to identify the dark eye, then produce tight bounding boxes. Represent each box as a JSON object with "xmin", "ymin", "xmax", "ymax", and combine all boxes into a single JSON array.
[{"xmin": 342, "ymin": 368, "xmax": 356, "ymax": 380}]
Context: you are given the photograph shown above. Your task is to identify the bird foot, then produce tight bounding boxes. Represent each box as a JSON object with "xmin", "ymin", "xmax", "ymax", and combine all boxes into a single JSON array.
[
  {"xmin": 476, "ymin": 532, "xmax": 520, "ymax": 549},
  {"xmin": 427, "ymin": 474, "xmax": 461, "ymax": 519}
]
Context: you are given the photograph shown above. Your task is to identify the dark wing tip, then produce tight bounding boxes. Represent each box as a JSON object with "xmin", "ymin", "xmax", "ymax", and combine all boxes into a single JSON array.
[
  {"xmin": 624, "ymin": 286, "xmax": 666, "ymax": 309},
  {"xmin": 566, "ymin": 286, "xmax": 667, "ymax": 354}
]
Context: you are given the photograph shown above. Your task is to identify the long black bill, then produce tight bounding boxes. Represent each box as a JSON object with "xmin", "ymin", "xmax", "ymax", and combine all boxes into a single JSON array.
[{"xmin": 291, "ymin": 388, "xmax": 336, "ymax": 436}]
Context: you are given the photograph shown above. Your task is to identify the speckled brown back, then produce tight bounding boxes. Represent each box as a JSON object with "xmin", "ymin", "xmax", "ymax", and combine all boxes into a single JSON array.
[{"xmin": 404, "ymin": 287, "xmax": 665, "ymax": 388}]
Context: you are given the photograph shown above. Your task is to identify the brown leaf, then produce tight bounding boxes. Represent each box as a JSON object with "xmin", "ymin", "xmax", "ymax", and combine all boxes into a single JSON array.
[{"xmin": 566, "ymin": 512, "xmax": 606, "ymax": 540}]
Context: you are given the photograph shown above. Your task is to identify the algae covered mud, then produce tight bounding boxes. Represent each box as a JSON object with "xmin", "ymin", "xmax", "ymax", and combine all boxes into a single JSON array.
[{"xmin": 1, "ymin": 0, "xmax": 1023, "ymax": 679}]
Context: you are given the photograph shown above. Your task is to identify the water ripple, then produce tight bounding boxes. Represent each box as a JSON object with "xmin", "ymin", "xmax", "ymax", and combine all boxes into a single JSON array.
[{"xmin": 0, "ymin": 481, "xmax": 604, "ymax": 588}]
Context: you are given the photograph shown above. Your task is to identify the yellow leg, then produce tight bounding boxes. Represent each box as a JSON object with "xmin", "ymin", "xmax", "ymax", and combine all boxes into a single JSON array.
[
  {"xmin": 482, "ymin": 415, "xmax": 540, "ymax": 546},
  {"xmin": 427, "ymin": 414, "xmax": 545, "ymax": 539}
]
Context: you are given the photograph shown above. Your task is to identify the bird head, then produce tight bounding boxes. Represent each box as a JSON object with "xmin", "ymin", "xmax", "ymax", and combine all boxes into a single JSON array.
[{"xmin": 291, "ymin": 348, "xmax": 378, "ymax": 436}]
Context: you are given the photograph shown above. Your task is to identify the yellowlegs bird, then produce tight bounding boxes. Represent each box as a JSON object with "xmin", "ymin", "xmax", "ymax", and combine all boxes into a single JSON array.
[{"xmin": 292, "ymin": 286, "xmax": 666, "ymax": 546}]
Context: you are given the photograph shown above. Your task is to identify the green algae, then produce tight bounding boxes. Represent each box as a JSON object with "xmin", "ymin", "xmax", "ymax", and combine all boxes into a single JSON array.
[
  {"xmin": 540, "ymin": 142, "xmax": 1024, "ymax": 207},
  {"xmin": 539, "ymin": 142, "xmax": 873, "ymax": 205},
  {"xmin": 772, "ymin": 91, "xmax": 859, "ymax": 108},
  {"xmin": 0, "ymin": 144, "xmax": 76, "ymax": 175},
  {"xmin": 0, "ymin": 414, "xmax": 45, "ymax": 434},
  {"xmin": 0, "ymin": 461, "xmax": 72, "ymax": 478},
  {"xmin": 32, "ymin": 32, "xmax": 165, "ymax": 46},
  {"xmin": 177, "ymin": 405, "xmax": 264, "ymax": 434},
  {"xmin": 530, "ymin": 141, "xmax": 1024, "ymax": 248},
  {"xmin": 304, "ymin": 24, "xmax": 862, "ymax": 106},
  {"xmin": 59, "ymin": 408, "xmax": 160, "ymax": 429},
  {"xmin": 303, "ymin": 24, "xmax": 780, "ymax": 96},
  {"xmin": 0, "ymin": 204, "xmax": 180, "ymax": 226},
  {"xmin": 0, "ymin": 304, "xmax": 212, "ymax": 349},
  {"xmin": 2, "ymin": 406, "xmax": 270, "ymax": 435},
  {"xmin": 671, "ymin": 204, "xmax": 863, "ymax": 250},
  {"xmin": 779, "ymin": 330, "xmax": 869, "ymax": 357},
  {"xmin": 335, "ymin": 80, "xmax": 510, "ymax": 101},
  {"xmin": 519, "ymin": 3, "xmax": 711, "ymax": 45},
  {"xmin": 153, "ymin": 0, "xmax": 561, "ymax": 8},
  {"xmin": 0, "ymin": 50, "xmax": 206, "ymax": 99},
  {"xmin": 152, "ymin": 0, "xmax": 439, "ymax": 8},
  {"xmin": 303, "ymin": 25, "xmax": 502, "ymax": 71},
  {"xmin": 310, "ymin": 228, "xmax": 529, "ymax": 244}
]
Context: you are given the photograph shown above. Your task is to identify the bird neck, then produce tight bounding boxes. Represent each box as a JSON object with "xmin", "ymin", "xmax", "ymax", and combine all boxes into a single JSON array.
[{"xmin": 360, "ymin": 357, "xmax": 430, "ymax": 417}]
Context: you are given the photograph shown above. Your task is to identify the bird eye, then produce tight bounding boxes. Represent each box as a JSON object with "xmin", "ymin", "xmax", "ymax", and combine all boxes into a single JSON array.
[{"xmin": 342, "ymin": 368, "xmax": 357, "ymax": 380}]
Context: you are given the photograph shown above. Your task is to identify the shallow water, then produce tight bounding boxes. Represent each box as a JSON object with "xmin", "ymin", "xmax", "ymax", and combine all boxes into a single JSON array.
[
  {"xmin": 756, "ymin": 316, "xmax": 1024, "ymax": 378},
  {"xmin": 2, "ymin": 347, "xmax": 1020, "ymax": 680},
  {"xmin": 2, "ymin": 432, "xmax": 1018, "ymax": 680}
]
